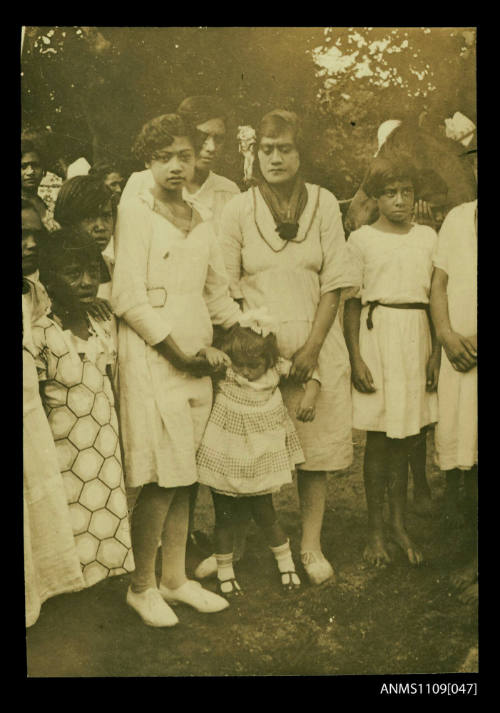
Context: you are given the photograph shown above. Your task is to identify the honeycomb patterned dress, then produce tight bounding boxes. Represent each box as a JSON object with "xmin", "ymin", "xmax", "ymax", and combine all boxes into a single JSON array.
[{"xmin": 32, "ymin": 313, "xmax": 134, "ymax": 588}]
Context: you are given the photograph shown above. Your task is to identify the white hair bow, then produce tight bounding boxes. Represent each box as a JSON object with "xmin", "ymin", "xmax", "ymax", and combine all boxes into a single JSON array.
[{"xmin": 238, "ymin": 306, "xmax": 276, "ymax": 338}]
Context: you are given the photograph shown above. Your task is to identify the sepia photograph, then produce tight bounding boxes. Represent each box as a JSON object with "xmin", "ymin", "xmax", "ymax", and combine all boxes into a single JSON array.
[{"xmin": 22, "ymin": 26, "xmax": 477, "ymax": 679}]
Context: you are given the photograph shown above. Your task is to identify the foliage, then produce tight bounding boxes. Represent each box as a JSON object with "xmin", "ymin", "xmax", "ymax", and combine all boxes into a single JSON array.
[{"xmin": 21, "ymin": 27, "xmax": 476, "ymax": 198}]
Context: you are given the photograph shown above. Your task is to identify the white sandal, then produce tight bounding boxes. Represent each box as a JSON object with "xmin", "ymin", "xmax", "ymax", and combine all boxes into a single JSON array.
[{"xmin": 301, "ymin": 551, "xmax": 335, "ymax": 585}]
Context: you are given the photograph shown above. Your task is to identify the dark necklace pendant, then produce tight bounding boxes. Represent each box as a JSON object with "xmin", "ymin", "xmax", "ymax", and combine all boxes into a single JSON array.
[{"xmin": 276, "ymin": 222, "xmax": 299, "ymax": 240}]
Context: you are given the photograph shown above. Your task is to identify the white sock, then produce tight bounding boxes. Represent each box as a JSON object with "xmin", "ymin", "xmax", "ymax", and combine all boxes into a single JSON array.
[
  {"xmin": 215, "ymin": 552, "xmax": 235, "ymax": 582},
  {"xmin": 270, "ymin": 540, "xmax": 299, "ymax": 582}
]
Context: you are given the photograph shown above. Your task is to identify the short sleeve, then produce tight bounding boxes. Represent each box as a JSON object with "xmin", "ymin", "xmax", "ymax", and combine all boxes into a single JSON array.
[
  {"xmin": 344, "ymin": 229, "xmax": 366, "ymax": 300},
  {"xmin": 220, "ymin": 194, "xmax": 245, "ymax": 300},
  {"xmin": 318, "ymin": 189, "xmax": 361, "ymax": 295},
  {"xmin": 111, "ymin": 198, "xmax": 173, "ymax": 346}
]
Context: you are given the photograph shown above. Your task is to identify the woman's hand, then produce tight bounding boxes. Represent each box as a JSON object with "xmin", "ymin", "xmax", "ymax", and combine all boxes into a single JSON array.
[
  {"xmin": 290, "ymin": 343, "xmax": 320, "ymax": 383},
  {"xmin": 87, "ymin": 298, "xmax": 113, "ymax": 322},
  {"xmin": 351, "ymin": 357, "xmax": 376, "ymax": 393},
  {"xmin": 442, "ymin": 331, "xmax": 477, "ymax": 372},
  {"xmin": 426, "ymin": 349, "xmax": 441, "ymax": 392},
  {"xmin": 197, "ymin": 347, "xmax": 231, "ymax": 372}
]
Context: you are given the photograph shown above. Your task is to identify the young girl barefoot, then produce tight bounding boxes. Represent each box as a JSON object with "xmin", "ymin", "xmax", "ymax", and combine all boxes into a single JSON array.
[
  {"xmin": 344, "ymin": 157, "xmax": 440, "ymax": 567},
  {"xmin": 196, "ymin": 309, "xmax": 320, "ymax": 595}
]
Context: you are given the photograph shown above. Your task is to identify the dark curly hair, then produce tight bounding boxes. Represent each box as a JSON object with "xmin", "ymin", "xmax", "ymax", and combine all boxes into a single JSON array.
[
  {"xmin": 54, "ymin": 175, "xmax": 114, "ymax": 227},
  {"xmin": 38, "ymin": 228, "xmax": 104, "ymax": 286},
  {"xmin": 132, "ymin": 113, "xmax": 194, "ymax": 164},
  {"xmin": 21, "ymin": 134, "xmax": 48, "ymax": 170},
  {"xmin": 363, "ymin": 156, "xmax": 418, "ymax": 199},
  {"xmin": 177, "ymin": 95, "xmax": 228, "ymax": 128},
  {"xmin": 216, "ymin": 323, "xmax": 280, "ymax": 371}
]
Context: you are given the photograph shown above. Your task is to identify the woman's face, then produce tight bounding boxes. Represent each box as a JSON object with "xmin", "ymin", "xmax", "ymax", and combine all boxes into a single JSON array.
[
  {"xmin": 258, "ymin": 129, "xmax": 300, "ymax": 185},
  {"xmin": 195, "ymin": 117, "xmax": 226, "ymax": 171},
  {"xmin": 147, "ymin": 136, "xmax": 196, "ymax": 191},
  {"xmin": 75, "ymin": 200, "xmax": 114, "ymax": 252},
  {"xmin": 50, "ymin": 255, "xmax": 102, "ymax": 311},
  {"xmin": 21, "ymin": 151, "xmax": 44, "ymax": 193},
  {"xmin": 376, "ymin": 180, "xmax": 415, "ymax": 224}
]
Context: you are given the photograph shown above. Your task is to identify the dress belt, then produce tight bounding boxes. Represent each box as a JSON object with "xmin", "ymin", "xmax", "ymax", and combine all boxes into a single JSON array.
[{"xmin": 366, "ymin": 301, "xmax": 430, "ymax": 330}]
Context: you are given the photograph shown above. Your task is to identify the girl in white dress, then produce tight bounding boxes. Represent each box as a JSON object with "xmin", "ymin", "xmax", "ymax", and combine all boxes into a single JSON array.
[
  {"xmin": 112, "ymin": 114, "xmax": 242, "ymax": 627},
  {"xmin": 197, "ymin": 310, "xmax": 320, "ymax": 595},
  {"xmin": 344, "ymin": 157, "xmax": 440, "ymax": 568}
]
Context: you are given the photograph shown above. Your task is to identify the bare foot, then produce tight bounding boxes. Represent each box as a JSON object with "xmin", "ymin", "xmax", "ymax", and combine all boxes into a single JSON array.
[
  {"xmin": 451, "ymin": 561, "xmax": 477, "ymax": 591},
  {"xmin": 390, "ymin": 525, "xmax": 423, "ymax": 565},
  {"xmin": 458, "ymin": 581, "xmax": 478, "ymax": 604},
  {"xmin": 363, "ymin": 533, "xmax": 392, "ymax": 567}
]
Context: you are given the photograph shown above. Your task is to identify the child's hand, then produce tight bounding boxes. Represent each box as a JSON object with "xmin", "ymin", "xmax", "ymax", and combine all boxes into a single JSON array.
[
  {"xmin": 87, "ymin": 298, "xmax": 113, "ymax": 322},
  {"xmin": 197, "ymin": 347, "xmax": 231, "ymax": 372},
  {"xmin": 426, "ymin": 350, "xmax": 441, "ymax": 392},
  {"xmin": 442, "ymin": 331, "xmax": 477, "ymax": 372},
  {"xmin": 351, "ymin": 357, "xmax": 376, "ymax": 393}
]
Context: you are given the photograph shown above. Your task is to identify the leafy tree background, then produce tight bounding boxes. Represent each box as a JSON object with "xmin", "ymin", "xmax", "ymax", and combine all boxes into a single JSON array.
[{"xmin": 21, "ymin": 26, "xmax": 476, "ymax": 199}]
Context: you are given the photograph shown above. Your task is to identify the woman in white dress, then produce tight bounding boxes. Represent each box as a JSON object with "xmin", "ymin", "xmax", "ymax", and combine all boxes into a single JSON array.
[
  {"xmin": 112, "ymin": 114, "xmax": 242, "ymax": 626},
  {"xmin": 219, "ymin": 110, "xmax": 358, "ymax": 585}
]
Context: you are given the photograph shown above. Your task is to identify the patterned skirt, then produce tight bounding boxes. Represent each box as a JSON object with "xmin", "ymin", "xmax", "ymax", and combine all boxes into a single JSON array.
[{"xmin": 197, "ymin": 382, "xmax": 304, "ymax": 497}]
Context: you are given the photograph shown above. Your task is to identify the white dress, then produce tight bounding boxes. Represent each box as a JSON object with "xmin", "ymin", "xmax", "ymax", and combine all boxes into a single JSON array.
[
  {"xmin": 120, "ymin": 169, "xmax": 240, "ymax": 235},
  {"xmin": 111, "ymin": 190, "xmax": 241, "ymax": 488},
  {"xmin": 347, "ymin": 223, "xmax": 438, "ymax": 438},
  {"xmin": 433, "ymin": 201, "xmax": 477, "ymax": 470},
  {"xmin": 221, "ymin": 184, "xmax": 358, "ymax": 471}
]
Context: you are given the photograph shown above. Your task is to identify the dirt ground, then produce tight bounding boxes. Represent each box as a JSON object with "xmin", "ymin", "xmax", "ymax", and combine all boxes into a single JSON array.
[{"xmin": 25, "ymin": 429, "xmax": 478, "ymax": 677}]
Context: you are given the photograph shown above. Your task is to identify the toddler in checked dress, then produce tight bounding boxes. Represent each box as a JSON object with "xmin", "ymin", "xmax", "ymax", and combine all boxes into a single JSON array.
[{"xmin": 197, "ymin": 308, "xmax": 320, "ymax": 595}]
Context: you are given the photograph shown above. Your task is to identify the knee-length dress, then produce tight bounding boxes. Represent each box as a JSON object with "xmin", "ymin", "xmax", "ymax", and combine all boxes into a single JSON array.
[
  {"xmin": 433, "ymin": 200, "xmax": 477, "ymax": 470},
  {"xmin": 23, "ymin": 287, "xmax": 85, "ymax": 625},
  {"xmin": 346, "ymin": 223, "xmax": 438, "ymax": 438},
  {"xmin": 220, "ymin": 184, "xmax": 358, "ymax": 472},
  {"xmin": 111, "ymin": 190, "xmax": 241, "ymax": 489},
  {"xmin": 32, "ymin": 314, "xmax": 134, "ymax": 588},
  {"xmin": 197, "ymin": 359, "xmax": 305, "ymax": 496}
]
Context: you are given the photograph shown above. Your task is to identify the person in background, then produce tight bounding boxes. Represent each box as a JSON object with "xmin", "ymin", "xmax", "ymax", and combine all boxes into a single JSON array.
[
  {"xmin": 54, "ymin": 175, "xmax": 116, "ymax": 310},
  {"xmin": 430, "ymin": 199, "xmax": 477, "ymax": 604},
  {"xmin": 344, "ymin": 157, "xmax": 440, "ymax": 568},
  {"xmin": 21, "ymin": 139, "xmax": 50, "ymax": 225},
  {"xmin": 89, "ymin": 160, "xmax": 125, "ymax": 200}
]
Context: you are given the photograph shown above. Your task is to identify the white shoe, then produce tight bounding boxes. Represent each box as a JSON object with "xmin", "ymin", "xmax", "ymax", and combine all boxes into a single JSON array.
[
  {"xmin": 126, "ymin": 586, "xmax": 179, "ymax": 627},
  {"xmin": 159, "ymin": 580, "xmax": 229, "ymax": 613},
  {"xmin": 194, "ymin": 555, "xmax": 218, "ymax": 580},
  {"xmin": 301, "ymin": 551, "xmax": 335, "ymax": 586}
]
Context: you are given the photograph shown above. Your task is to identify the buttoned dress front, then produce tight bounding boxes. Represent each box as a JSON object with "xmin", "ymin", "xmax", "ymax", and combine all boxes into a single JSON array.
[
  {"xmin": 111, "ymin": 190, "xmax": 241, "ymax": 489},
  {"xmin": 221, "ymin": 184, "xmax": 358, "ymax": 472}
]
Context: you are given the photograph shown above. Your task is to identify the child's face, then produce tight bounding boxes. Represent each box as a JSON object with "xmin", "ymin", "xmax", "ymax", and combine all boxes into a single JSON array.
[
  {"xmin": 147, "ymin": 136, "xmax": 196, "ymax": 192},
  {"xmin": 376, "ymin": 180, "xmax": 415, "ymax": 224},
  {"xmin": 75, "ymin": 200, "xmax": 114, "ymax": 252},
  {"xmin": 50, "ymin": 255, "xmax": 101, "ymax": 311},
  {"xmin": 22, "ymin": 207, "xmax": 43, "ymax": 276},
  {"xmin": 231, "ymin": 355, "xmax": 268, "ymax": 382},
  {"xmin": 104, "ymin": 172, "xmax": 124, "ymax": 196}
]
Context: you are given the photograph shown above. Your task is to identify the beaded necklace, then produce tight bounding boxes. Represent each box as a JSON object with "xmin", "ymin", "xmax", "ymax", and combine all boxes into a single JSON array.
[{"xmin": 252, "ymin": 185, "xmax": 321, "ymax": 253}]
